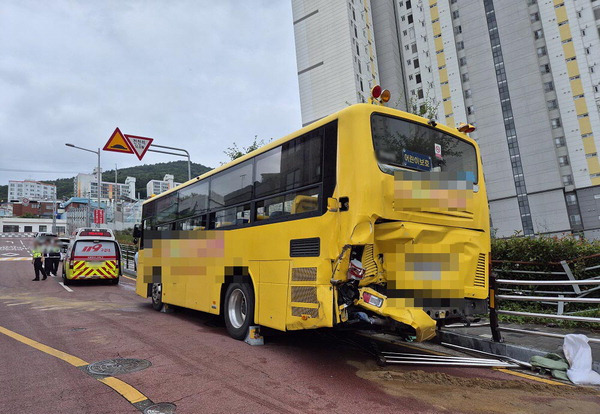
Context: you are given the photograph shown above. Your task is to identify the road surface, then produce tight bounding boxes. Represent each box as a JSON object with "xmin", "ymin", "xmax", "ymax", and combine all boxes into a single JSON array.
[{"xmin": 1, "ymin": 235, "xmax": 599, "ymax": 413}]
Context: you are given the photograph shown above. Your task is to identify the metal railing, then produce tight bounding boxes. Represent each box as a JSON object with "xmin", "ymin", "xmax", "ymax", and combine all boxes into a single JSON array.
[
  {"xmin": 120, "ymin": 244, "xmax": 137, "ymax": 272},
  {"xmin": 489, "ymin": 256, "xmax": 600, "ymax": 343}
]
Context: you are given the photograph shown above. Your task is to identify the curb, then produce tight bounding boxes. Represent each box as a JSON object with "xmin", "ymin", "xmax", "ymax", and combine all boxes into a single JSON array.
[{"xmin": 438, "ymin": 329, "xmax": 600, "ymax": 374}]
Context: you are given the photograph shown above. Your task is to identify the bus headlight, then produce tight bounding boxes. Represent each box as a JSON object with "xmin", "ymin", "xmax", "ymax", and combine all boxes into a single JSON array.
[{"xmin": 362, "ymin": 292, "xmax": 383, "ymax": 308}]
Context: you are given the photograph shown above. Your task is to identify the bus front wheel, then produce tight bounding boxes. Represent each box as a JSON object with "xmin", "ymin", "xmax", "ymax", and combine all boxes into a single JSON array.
[
  {"xmin": 224, "ymin": 283, "xmax": 255, "ymax": 340},
  {"xmin": 151, "ymin": 283, "xmax": 163, "ymax": 311}
]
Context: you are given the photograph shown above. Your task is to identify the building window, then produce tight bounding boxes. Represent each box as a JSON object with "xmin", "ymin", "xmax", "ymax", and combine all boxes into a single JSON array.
[
  {"xmin": 411, "ymin": 43, "xmax": 417, "ymax": 53},
  {"xmin": 540, "ymin": 64, "xmax": 550, "ymax": 74},
  {"xmin": 417, "ymin": 89, "xmax": 424, "ymax": 99},
  {"xmin": 551, "ymin": 118, "xmax": 562, "ymax": 129},
  {"xmin": 570, "ymin": 214, "xmax": 582, "ymax": 226},
  {"xmin": 39, "ymin": 225, "xmax": 47, "ymax": 232},
  {"xmin": 459, "ymin": 57, "xmax": 467, "ymax": 66},
  {"xmin": 562, "ymin": 175, "xmax": 573, "ymax": 186},
  {"xmin": 464, "ymin": 89, "xmax": 472, "ymax": 98},
  {"xmin": 565, "ymin": 194, "xmax": 577, "ymax": 206},
  {"xmin": 406, "ymin": 0, "xmax": 412, "ymax": 9},
  {"xmin": 554, "ymin": 136, "xmax": 566, "ymax": 147},
  {"xmin": 547, "ymin": 99, "xmax": 558, "ymax": 110},
  {"xmin": 462, "ymin": 73, "xmax": 469, "ymax": 82},
  {"xmin": 467, "ymin": 106, "xmax": 475, "ymax": 115},
  {"xmin": 457, "ymin": 41, "xmax": 464, "ymax": 50},
  {"xmin": 558, "ymin": 155, "xmax": 569, "ymax": 166},
  {"xmin": 534, "ymin": 29, "xmax": 544, "ymax": 39},
  {"xmin": 452, "ymin": 10, "xmax": 459, "ymax": 19},
  {"xmin": 407, "ymin": 14, "xmax": 413, "ymax": 24},
  {"xmin": 530, "ymin": 12, "xmax": 540, "ymax": 22},
  {"xmin": 454, "ymin": 25, "xmax": 462, "ymax": 34},
  {"xmin": 415, "ymin": 73, "xmax": 422, "ymax": 84},
  {"xmin": 413, "ymin": 58, "xmax": 420, "ymax": 68},
  {"xmin": 537, "ymin": 46, "xmax": 547, "ymax": 56},
  {"xmin": 544, "ymin": 81, "xmax": 554, "ymax": 92}
]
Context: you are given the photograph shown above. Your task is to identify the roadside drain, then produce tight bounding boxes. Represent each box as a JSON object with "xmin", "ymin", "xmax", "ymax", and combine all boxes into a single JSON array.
[
  {"xmin": 86, "ymin": 358, "xmax": 152, "ymax": 376},
  {"xmin": 143, "ymin": 402, "xmax": 177, "ymax": 414}
]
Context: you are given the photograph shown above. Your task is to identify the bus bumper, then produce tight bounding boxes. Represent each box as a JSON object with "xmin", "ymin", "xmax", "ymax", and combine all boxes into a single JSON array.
[{"xmin": 355, "ymin": 287, "xmax": 436, "ymax": 342}]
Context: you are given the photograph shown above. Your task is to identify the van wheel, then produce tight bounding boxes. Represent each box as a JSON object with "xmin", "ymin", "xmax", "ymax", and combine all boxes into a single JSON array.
[
  {"xmin": 62, "ymin": 273, "xmax": 71, "ymax": 286},
  {"xmin": 111, "ymin": 277, "xmax": 119, "ymax": 285},
  {"xmin": 224, "ymin": 283, "xmax": 254, "ymax": 340},
  {"xmin": 151, "ymin": 283, "xmax": 163, "ymax": 311}
]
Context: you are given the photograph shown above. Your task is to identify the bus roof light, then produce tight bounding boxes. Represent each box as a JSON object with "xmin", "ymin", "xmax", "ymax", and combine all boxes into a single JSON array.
[
  {"xmin": 371, "ymin": 85, "xmax": 382, "ymax": 99},
  {"xmin": 369, "ymin": 85, "xmax": 391, "ymax": 106},
  {"xmin": 458, "ymin": 123, "xmax": 476, "ymax": 133},
  {"xmin": 380, "ymin": 89, "xmax": 391, "ymax": 103}
]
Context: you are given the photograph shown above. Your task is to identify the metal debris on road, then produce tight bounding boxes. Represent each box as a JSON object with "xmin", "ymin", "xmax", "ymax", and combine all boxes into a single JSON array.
[{"xmin": 379, "ymin": 351, "xmax": 519, "ymax": 367}]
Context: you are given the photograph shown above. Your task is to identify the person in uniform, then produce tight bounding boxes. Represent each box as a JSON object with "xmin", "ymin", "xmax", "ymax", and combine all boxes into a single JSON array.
[
  {"xmin": 49, "ymin": 239, "xmax": 61, "ymax": 277},
  {"xmin": 43, "ymin": 239, "xmax": 54, "ymax": 278},
  {"xmin": 31, "ymin": 241, "xmax": 46, "ymax": 281}
]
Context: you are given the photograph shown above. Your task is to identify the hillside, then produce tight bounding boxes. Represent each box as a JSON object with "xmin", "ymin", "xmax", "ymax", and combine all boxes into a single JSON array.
[{"xmin": 0, "ymin": 160, "xmax": 212, "ymax": 201}]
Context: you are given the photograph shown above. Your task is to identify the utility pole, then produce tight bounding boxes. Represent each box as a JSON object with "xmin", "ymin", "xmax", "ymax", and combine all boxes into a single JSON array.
[{"xmin": 51, "ymin": 193, "xmax": 57, "ymax": 234}]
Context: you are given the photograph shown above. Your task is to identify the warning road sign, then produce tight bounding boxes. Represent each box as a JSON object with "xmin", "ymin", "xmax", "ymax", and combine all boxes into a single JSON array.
[
  {"xmin": 124, "ymin": 134, "xmax": 153, "ymax": 160},
  {"xmin": 103, "ymin": 128, "xmax": 134, "ymax": 154}
]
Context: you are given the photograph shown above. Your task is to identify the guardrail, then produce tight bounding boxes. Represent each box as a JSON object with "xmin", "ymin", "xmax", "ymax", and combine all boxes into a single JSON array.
[
  {"xmin": 120, "ymin": 244, "xmax": 137, "ymax": 272},
  {"xmin": 489, "ymin": 256, "xmax": 600, "ymax": 343}
]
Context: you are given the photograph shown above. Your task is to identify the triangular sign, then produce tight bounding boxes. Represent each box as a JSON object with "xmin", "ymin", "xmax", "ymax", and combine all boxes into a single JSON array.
[
  {"xmin": 103, "ymin": 128, "xmax": 134, "ymax": 154},
  {"xmin": 124, "ymin": 134, "xmax": 154, "ymax": 160}
]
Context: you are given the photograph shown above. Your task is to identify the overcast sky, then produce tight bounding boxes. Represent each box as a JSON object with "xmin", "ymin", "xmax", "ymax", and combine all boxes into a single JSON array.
[{"xmin": 0, "ymin": 0, "xmax": 301, "ymax": 184}]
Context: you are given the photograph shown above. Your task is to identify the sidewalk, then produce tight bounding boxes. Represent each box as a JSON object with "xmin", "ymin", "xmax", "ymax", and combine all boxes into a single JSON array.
[{"xmin": 438, "ymin": 322, "xmax": 600, "ymax": 373}]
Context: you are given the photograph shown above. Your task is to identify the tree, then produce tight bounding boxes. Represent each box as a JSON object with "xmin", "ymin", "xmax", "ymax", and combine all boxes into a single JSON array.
[
  {"xmin": 223, "ymin": 136, "xmax": 271, "ymax": 162},
  {"xmin": 394, "ymin": 88, "xmax": 440, "ymax": 120}
]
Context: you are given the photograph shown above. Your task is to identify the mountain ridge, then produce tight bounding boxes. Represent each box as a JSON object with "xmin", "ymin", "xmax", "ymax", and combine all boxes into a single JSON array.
[{"xmin": 0, "ymin": 160, "xmax": 213, "ymax": 201}]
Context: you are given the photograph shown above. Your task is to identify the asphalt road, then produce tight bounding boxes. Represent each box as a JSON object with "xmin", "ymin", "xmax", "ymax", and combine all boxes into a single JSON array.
[
  {"xmin": 0, "ymin": 235, "xmax": 33, "ymax": 260},
  {"xmin": 1, "ymin": 236, "xmax": 599, "ymax": 413}
]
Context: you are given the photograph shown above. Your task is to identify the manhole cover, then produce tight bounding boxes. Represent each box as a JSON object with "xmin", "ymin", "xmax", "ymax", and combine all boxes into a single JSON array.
[
  {"xmin": 144, "ymin": 402, "xmax": 177, "ymax": 414},
  {"xmin": 86, "ymin": 358, "xmax": 151, "ymax": 376}
]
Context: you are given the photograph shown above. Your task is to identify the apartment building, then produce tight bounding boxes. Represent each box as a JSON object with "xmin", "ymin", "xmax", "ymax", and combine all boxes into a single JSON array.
[
  {"xmin": 292, "ymin": 0, "xmax": 600, "ymax": 238},
  {"xmin": 8, "ymin": 180, "xmax": 56, "ymax": 202},
  {"xmin": 74, "ymin": 171, "xmax": 137, "ymax": 202},
  {"xmin": 146, "ymin": 174, "xmax": 180, "ymax": 197}
]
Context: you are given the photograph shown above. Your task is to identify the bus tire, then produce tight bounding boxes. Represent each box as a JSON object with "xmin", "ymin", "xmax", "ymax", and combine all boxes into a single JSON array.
[
  {"xmin": 151, "ymin": 283, "xmax": 163, "ymax": 311},
  {"xmin": 224, "ymin": 282, "xmax": 255, "ymax": 340}
]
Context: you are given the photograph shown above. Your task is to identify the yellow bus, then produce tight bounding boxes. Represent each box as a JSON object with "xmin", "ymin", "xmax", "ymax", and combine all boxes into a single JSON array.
[{"xmin": 135, "ymin": 102, "xmax": 490, "ymax": 342}]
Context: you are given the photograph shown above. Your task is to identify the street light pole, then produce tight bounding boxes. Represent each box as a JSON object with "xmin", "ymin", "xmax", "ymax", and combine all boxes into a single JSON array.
[{"xmin": 66, "ymin": 143, "xmax": 102, "ymax": 227}]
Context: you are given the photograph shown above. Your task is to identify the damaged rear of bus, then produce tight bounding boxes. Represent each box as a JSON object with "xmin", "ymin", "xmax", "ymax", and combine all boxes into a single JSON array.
[{"xmin": 331, "ymin": 104, "xmax": 490, "ymax": 341}]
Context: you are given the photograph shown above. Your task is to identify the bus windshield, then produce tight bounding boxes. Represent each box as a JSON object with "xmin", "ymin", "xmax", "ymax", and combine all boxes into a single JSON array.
[{"xmin": 371, "ymin": 114, "xmax": 478, "ymax": 183}]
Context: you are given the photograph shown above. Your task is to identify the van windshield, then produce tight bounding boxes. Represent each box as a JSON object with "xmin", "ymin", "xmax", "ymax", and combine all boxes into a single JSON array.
[
  {"xmin": 371, "ymin": 114, "xmax": 478, "ymax": 183},
  {"xmin": 73, "ymin": 241, "xmax": 117, "ymax": 260}
]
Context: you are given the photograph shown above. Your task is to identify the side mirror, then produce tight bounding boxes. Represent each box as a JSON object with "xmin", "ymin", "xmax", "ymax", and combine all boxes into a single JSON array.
[{"xmin": 132, "ymin": 224, "xmax": 142, "ymax": 239}]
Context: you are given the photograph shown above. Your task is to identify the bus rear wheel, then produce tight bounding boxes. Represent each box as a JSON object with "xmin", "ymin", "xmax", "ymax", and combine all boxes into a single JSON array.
[
  {"xmin": 151, "ymin": 283, "xmax": 163, "ymax": 311},
  {"xmin": 224, "ymin": 283, "xmax": 254, "ymax": 340}
]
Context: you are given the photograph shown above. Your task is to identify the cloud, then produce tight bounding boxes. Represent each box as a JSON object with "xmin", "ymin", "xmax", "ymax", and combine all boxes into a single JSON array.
[{"xmin": 0, "ymin": 0, "xmax": 301, "ymax": 183}]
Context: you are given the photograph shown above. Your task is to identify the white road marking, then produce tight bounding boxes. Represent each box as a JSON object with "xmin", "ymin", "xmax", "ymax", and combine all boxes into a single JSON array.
[
  {"xmin": 59, "ymin": 282, "xmax": 73, "ymax": 292},
  {"xmin": 0, "ymin": 257, "xmax": 31, "ymax": 261},
  {"xmin": 6, "ymin": 302, "xmax": 32, "ymax": 306}
]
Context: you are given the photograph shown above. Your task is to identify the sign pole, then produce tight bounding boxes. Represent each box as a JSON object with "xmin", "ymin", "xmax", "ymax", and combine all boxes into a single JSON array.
[
  {"xmin": 147, "ymin": 144, "xmax": 192, "ymax": 180},
  {"xmin": 97, "ymin": 148, "xmax": 101, "ymax": 228}
]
